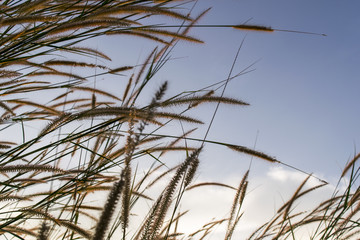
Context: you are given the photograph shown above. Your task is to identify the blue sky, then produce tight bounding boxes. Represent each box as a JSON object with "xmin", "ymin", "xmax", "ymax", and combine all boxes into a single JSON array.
[
  {"xmin": 90, "ymin": 0, "xmax": 360, "ymax": 183},
  {"xmin": 153, "ymin": 1, "xmax": 360, "ymax": 236},
  {"xmin": 79, "ymin": 0, "xmax": 360, "ymax": 183},
  {"xmin": 1, "ymin": 1, "xmax": 359, "ymax": 239},
  {"xmin": 86, "ymin": 1, "xmax": 360, "ymax": 236},
  {"xmin": 155, "ymin": 0, "xmax": 360, "ymax": 182},
  {"xmin": 7, "ymin": 1, "xmax": 357, "ymax": 238}
]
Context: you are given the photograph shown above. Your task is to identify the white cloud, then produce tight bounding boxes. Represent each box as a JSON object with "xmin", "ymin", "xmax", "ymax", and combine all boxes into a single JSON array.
[
  {"xmin": 154, "ymin": 167, "xmax": 340, "ymax": 239},
  {"xmin": 113, "ymin": 165, "xmax": 347, "ymax": 240}
]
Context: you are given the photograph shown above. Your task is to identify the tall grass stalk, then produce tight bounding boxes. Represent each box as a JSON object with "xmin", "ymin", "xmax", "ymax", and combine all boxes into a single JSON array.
[{"xmin": 0, "ymin": 1, "xmax": 357, "ymax": 240}]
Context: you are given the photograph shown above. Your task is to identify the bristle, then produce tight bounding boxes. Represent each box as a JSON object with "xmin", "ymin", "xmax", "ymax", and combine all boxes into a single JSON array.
[
  {"xmin": 108, "ymin": 66, "xmax": 133, "ymax": 74},
  {"xmin": 37, "ymin": 221, "xmax": 49, "ymax": 240},
  {"xmin": 44, "ymin": 60, "xmax": 109, "ymax": 70},
  {"xmin": 39, "ymin": 113, "xmax": 72, "ymax": 136},
  {"xmin": 233, "ymin": 24, "xmax": 274, "ymax": 32},
  {"xmin": 0, "ymin": 16, "xmax": 59, "ymax": 26},
  {"xmin": 49, "ymin": 19, "xmax": 130, "ymax": 35},
  {"xmin": 90, "ymin": 6, "xmax": 191, "ymax": 21},
  {"xmin": 181, "ymin": 8, "xmax": 212, "ymax": 36},
  {"xmin": 0, "ymin": 164, "xmax": 66, "ymax": 173},
  {"xmin": 27, "ymin": 71, "xmax": 86, "ymax": 81},
  {"xmin": 121, "ymin": 116, "xmax": 137, "ymax": 233},
  {"xmin": 92, "ymin": 177, "xmax": 124, "ymax": 240},
  {"xmin": 60, "ymin": 47, "xmax": 112, "ymax": 61},
  {"xmin": 106, "ymin": 30, "xmax": 170, "ymax": 45},
  {"xmin": 71, "ymin": 86, "xmax": 121, "ymax": 101},
  {"xmin": 183, "ymin": 156, "xmax": 199, "ymax": 187},
  {"xmin": 123, "ymin": 74, "xmax": 133, "ymax": 102},
  {"xmin": 17, "ymin": 0, "xmax": 48, "ymax": 13},
  {"xmin": 146, "ymin": 165, "xmax": 180, "ymax": 189},
  {"xmin": 0, "ymin": 195, "xmax": 31, "ymax": 202},
  {"xmin": 226, "ymin": 171, "xmax": 249, "ymax": 239},
  {"xmin": 161, "ymin": 95, "xmax": 249, "ymax": 108},
  {"xmin": 159, "ymin": 128, "xmax": 196, "ymax": 157},
  {"xmin": 279, "ymin": 175, "xmax": 311, "ymax": 220},
  {"xmin": 74, "ymin": 107, "xmax": 203, "ymax": 124},
  {"xmin": 134, "ymin": 48, "xmax": 157, "ymax": 85},
  {"xmin": 227, "ymin": 144, "xmax": 277, "ymax": 162},
  {"xmin": 342, "ymin": 153, "xmax": 360, "ymax": 177},
  {"xmin": 189, "ymin": 90, "xmax": 215, "ymax": 108},
  {"xmin": 59, "ymin": 220, "xmax": 91, "ymax": 239},
  {"xmin": 145, "ymin": 148, "xmax": 202, "ymax": 239},
  {"xmin": 132, "ymin": 28, "xmax": 203, "ymax": 43},
  {"xmin": 0, "ymin": 70, "xmax": 21, "ymax": 79},
  {"xmin": 0, "ymin": 101, "xmax": 15, "ymax": 115},
  {"xmin": 91, "ymin": 93, "xmax": 96, "ymax": 109},
  {"xmin": 186, "ymin": 182, "xmax": 236, "ymax": 191},
  {"xmin": 50, "ymin": 98, "xmax": 89, "ymax": 109},
  {"xmin": 3, "ymin": 226, "xmax": 37, "ymax": 238}
]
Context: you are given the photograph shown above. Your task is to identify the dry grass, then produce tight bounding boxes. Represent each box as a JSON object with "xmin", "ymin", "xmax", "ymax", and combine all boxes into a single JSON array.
[{"xmin": 0, "ymin": 1, "xmax": 357, "ymax": 240}]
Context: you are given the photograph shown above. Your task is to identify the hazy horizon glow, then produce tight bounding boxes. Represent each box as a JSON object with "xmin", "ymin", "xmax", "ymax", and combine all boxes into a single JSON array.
[
  {"xmin": 87, "ymin": 2, "xmax": 360, "ymax": 237},
  {"xmin": 3, "ymin": 1, "xmax": 359, "ymax": 238}
]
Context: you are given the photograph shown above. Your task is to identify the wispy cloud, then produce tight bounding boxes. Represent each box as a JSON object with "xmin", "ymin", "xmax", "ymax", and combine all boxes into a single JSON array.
[{"xmin": 165, "ymin": 167, "xmax": 338, "ymax": 239}]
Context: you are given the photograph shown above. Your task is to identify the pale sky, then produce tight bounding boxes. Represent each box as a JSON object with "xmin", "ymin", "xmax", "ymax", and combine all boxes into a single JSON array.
[
  {"xmin": 175, "ymin": 0, "xmax": 360, "ymax": 181},
  {"xmin": 89, "ymin": 1, "xmax": 360, "ymax": 237},
  {"xmin": 95, "ymin": 0, "xmax": 360, "ymax": 182},
  {"xmin": 1, "ymin": 1, "xmax": 359, "ymax": 239},
  {"xmin": 18, "ymin": 1, "xmax": 356, "ymax": 238}
]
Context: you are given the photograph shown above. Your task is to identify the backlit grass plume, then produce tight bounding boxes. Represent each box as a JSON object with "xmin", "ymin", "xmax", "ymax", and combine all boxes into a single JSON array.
[
  {"xmin": 92, "ymin": 176, "xmax": 125, "ymax": 240},
  {"xmin": 0, "ymin": 0, "xmax": 352, "ymax": 240}
]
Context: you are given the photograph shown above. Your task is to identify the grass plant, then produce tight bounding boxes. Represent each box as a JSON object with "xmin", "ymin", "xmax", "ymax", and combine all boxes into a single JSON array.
[{"xmin": 0, "ymin": 0, "xmax": 358, "ymax": 239}]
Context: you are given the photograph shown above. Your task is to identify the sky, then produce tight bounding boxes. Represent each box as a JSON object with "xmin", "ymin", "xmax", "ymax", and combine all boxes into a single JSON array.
[
  {"xmin": 87, "ymin": 1, "xmax": 360, "ymax": 237},
  {"xmin": 7, "ymin": 0, "xmax": 357, "ymax": 238},
  {"xmin": 92, "ymin": 1, "xmax": 360, "ymax": 179},
  {"xmin": 167, "ymin": 0, "xmax": 360, "ymax": 181}
]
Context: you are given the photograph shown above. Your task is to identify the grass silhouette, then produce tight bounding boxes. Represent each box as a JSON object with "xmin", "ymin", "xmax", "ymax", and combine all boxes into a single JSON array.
[{"xmin": 0, "ymin": 1, "xmax": 358, "ymax": 239}]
